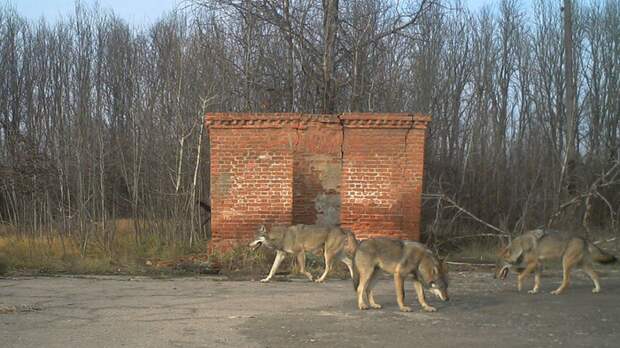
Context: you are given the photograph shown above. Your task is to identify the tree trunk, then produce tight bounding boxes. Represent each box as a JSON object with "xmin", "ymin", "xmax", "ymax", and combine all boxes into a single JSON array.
[
  {"xmin": 322, "ymin": 0, "xmax": 339, "ymax": 113},
  {"xmin": 561, "ymin": 0, "xmax": 577, "ymax": 198}
]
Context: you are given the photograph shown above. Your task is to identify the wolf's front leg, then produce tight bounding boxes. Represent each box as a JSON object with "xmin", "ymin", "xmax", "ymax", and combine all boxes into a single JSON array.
[
  {"xmin": 517, "ymin": 262, "xmax": 537, "ymax": 292},
  {"xmin": 528, "ymin": 265, "xmax": 543, "ymax": 294},
  {"xmin": 413, "ymin": 280, "xmax": 436, "ymax": 312},
  {"xmin": 261, "ymin": 250, "xmax": 287, "ymax": 282}
]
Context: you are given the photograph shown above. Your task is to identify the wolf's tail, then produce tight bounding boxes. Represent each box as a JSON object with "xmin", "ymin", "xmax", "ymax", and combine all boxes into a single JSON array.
[
  {"xmin": 344, "ymin": 229, "xmax": 359, "ymax": 255},
  {"xmin": 588, "ymin": 242, "xmax": 618, "ymax": 264},
  {"xmin": 344, "ymin": 230, "xmax": 361, "ymax": 292},
  {"xmin": 352, "ymin": 255, "xmax": 360, "ymax": 292}
]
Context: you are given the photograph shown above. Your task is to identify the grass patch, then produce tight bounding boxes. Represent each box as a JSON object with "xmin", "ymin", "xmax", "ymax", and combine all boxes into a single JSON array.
[
  {"xmin": 0, "ymin": 233, "xmax": 208, "ymax": 276},
  {"xmin": 207, "ymin": 246, "xmax": 351, "ymax": 281},
  {"xmin": 0, "ymin": 232, "xmax": 349, "ymax": 280},
  {"xmin": 209, "ymin": 246, "xmax": 274, "ymax": 279},
  {"xmin": 444, "ymin": 238, "xmax": 503, "ymax": 263}
]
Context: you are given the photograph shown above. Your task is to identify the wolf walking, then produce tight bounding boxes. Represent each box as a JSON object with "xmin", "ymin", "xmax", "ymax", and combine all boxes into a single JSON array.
[
  {"xmin": 350, "ymin": 237, "xmax": 449, "ymax": 312},
  {"xmin": 249, "ymin": 224, "xmax": 354, "ymax": 283},
  {"xmin": 497, "ymin": 229, "xmax": 617, "ymax": 294}
]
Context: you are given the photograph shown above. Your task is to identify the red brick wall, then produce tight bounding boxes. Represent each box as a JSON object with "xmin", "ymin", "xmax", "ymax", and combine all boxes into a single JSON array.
[
  {"xmin": 293, "ymin": 116, "xmax": 342, "ymax": 225},
  {"xmin": 207, "ymin": 114, "xmax": 297, "ymax": 251},
  {"xmin": 339, "ymin": 114, "xmax": 429, "ymax": 240},
  {"xmin": 205, "ymin": 113, "xmax": 430, "ymax": 251}
]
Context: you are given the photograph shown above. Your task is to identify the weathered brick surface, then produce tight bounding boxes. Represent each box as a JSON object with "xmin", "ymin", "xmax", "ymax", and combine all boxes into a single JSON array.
[
  {"xmin": 206, "ymin": 114, "xmax": 297, "ymax": 251},
  {"xmin": 205, "ymin": 113, "xmax": 430, "ymax": 252},
  {"xmin": 339, "ymin": 113, "xmax": 428, "ymax": 240},
  {"xmin": 292, "ymin": 116, "xmax": 342, "ymax": 226}
]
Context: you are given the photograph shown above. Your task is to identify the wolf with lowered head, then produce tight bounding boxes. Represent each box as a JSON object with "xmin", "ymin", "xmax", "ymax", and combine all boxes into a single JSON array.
[{"xmin": 352, "ymin": 238, "xmax": 449, "ymax": 312}]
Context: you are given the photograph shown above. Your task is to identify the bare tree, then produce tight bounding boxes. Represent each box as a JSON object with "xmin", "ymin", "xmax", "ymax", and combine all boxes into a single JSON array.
[{"xmin": 0, "ymin": 0, "xmax": 618, "ymax": 255}]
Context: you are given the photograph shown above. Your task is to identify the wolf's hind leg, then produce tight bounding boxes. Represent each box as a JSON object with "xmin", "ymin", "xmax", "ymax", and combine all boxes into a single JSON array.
[
  {"xmin": 551, "ymin": 243, "xmax": 583, "ymax": 295},
  {"xmin": 367, "ymin": 271, "xmax": 382, "ymax": 309},
  {"xmin": 582, "ymin": 262, "xmax": 601, "ymax": 293},
  {"xmin": 297, "ymin": 252, "xmax": 314, "ymax": 281},
  {"xmin": 356, "ymin": 268, "xmax": 374, "ymax": 310}
]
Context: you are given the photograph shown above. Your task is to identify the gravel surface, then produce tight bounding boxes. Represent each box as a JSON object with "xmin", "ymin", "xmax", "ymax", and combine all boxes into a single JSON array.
[{"xmin": 1, "ymin": 267, "xmax": 619, "ymax": 347}]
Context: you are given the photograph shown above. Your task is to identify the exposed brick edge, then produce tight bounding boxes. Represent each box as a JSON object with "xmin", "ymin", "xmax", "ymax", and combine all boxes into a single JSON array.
[
  {"xmin": 205, "ymin": 113, "xmax": 338, "ymax": 129},
  {"xmin": 205, "ymin": 112, "xmax": 431, "ymax": 129},
  {"xmin": 339, "ymin": 113, "xmax": 431, "ymax": 129}
]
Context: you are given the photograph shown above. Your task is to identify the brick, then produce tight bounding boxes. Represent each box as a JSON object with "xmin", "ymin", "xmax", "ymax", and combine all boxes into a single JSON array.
[{"xmin": 205, "ymin": 113, "xmax": 430, "ymax": 252}]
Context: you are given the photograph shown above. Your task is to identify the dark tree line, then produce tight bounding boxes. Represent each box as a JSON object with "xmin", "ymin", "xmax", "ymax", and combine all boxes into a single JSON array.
[{"xmin": 0, "ymin": 0, "xmax": 618, "ymax": 251}]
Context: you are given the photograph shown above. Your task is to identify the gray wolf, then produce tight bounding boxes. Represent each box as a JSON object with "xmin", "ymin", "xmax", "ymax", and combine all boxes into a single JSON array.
[
  {"xmin": 497, "ymin": 229, "xmax": 617, "ymax": 294},
  {"xmin": 249, "ymin": 224, "xmax": 354, "ymax": 283},
  {"xmin": 351, "ymin": 238, "xmax": 449, "ymax": 312}
]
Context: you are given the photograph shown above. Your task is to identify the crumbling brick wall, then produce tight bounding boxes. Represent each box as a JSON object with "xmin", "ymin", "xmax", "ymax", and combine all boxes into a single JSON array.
[{"xmin": 205, "ymin": 113, "xmax": 430, "ymax": 251}]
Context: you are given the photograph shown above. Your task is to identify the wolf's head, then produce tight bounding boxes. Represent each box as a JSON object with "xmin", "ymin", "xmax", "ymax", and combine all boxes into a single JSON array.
[
  {"xmin": 496, "ymin": 238, "xmax": 527, "ymax": 279},
  {"xmin": 249, "ymin": 225, "xmax": 269, "ymax": 250},
  {"xmin": 418, "ymin": 255, "xmax": 449, "ymax": 301},
  {"xmin": 498, "ymin": 244, "xmax": 520, "ymax": 263}
]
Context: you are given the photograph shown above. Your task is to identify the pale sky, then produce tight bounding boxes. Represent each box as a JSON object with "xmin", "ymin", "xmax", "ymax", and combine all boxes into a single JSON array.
[
  {"xmin": 6, "ymin": 0, "xmax": 528, "ymax": 24},
  {"xmin": 5, "ymin": 0, "xmax": 183, "ymax": 24}
]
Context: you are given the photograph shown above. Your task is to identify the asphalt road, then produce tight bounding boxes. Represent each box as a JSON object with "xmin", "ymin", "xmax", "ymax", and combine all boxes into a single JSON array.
[{"xmin": 1, "ymin": 267, "xmax": 619, "ymax": 348}]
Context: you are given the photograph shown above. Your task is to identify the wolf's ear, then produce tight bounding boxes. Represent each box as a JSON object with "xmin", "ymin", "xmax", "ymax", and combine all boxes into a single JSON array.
[{"xmin": 258, "ymin": 224, "xmax": 267, "ymax": 234}]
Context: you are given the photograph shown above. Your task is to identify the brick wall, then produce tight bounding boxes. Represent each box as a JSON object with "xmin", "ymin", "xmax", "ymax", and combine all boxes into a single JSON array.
[
  {"xmin": 207, "ymin": 114, "xmax": 296, "ymax": 251},
  {"xmin": 205, "ymin": 113, "xmax": 430, "ymax": 251},
  {"xmin": 340, "ymin": 114, "xmax": 429, "ymax": 240},
  {"xmin": 293, "ymin": 116, "xmax": 342, "ymax": 226}
]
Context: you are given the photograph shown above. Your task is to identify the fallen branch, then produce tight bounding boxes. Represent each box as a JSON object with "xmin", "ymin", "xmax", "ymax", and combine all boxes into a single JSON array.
[
  {"xmin": 436, "ymin": 233, "xmax": 507, "ymax": 247},
  {"xmin": 548, "ymin": 160, "xmax": 620, "ymax": 229},
  {"xmin": 445, "ymin": 261, "xmax": 496, "ymax": 267},
  {"xmin": 593, "ymin": 237, "xmax": 617, "ymax": 245},
  {"xmin": 423, "ymin": 193, "xmax": 510, "ymax": 236}
]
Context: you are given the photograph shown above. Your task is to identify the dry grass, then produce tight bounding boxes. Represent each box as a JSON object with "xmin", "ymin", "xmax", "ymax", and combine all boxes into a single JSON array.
[
  {"xmin": 425, "ymin": 227, "xmax": 504, "ymax": 264},
  {"xmin": 0, "ymin": 222, "xmax": 209, "ymax": 275},
  {"xmin": 0, "ymin": 229, "xmax": 345, "ymax": 279},
  {"xmin": 209, "ymin": 246, "xmax": 275, "ymax": 279},
  {"xmin": 15, "ymin": 220, "xmax": 612, "ymax": 278},
  {"xmin": 202, "ymin": 246, "xmax": 351, "ymax": 280},
  {"xmin": 0, "ymin": 235, "xmax": 108, "ymax": 274},
  {"xmin": 445, "ymin": 239, "xmax": 503, "ymax": 264}
]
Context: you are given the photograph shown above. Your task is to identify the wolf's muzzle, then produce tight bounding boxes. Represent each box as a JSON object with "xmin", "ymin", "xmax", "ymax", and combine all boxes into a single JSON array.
[
  {"xmin": 497, "ymin": 264, "xmax": 511, "ymax": 280},
  {"xmin": 249, "ymin": 236, "xmax": 266, "ymax": 251}
]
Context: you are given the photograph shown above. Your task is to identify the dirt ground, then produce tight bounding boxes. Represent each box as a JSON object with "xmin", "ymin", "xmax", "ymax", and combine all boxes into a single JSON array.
[{"xmin": 1, "ymin": 266, "xmax": 619, "ymax": 348}]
